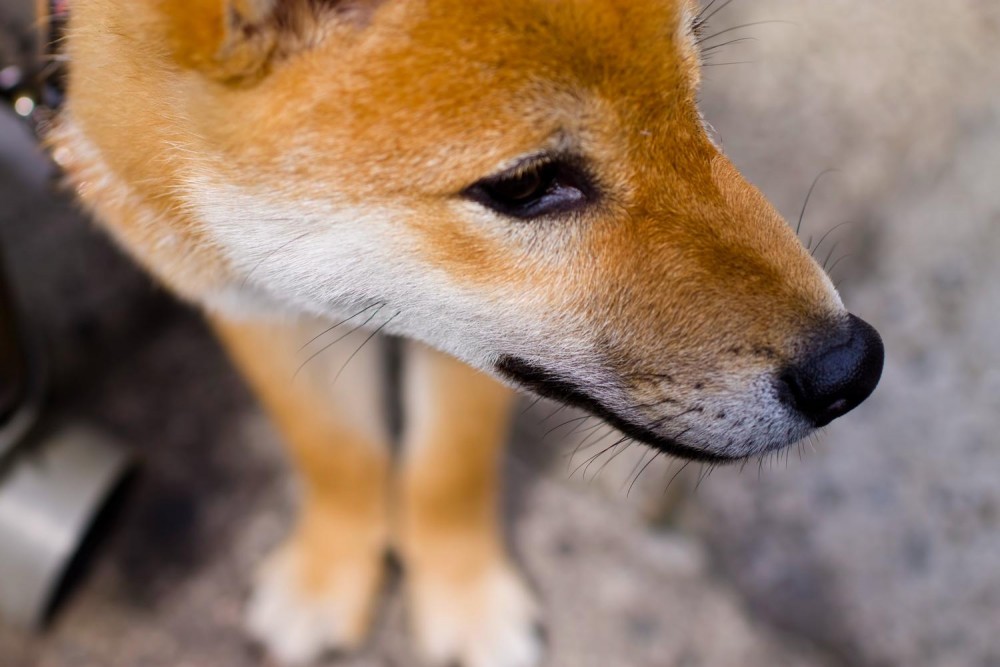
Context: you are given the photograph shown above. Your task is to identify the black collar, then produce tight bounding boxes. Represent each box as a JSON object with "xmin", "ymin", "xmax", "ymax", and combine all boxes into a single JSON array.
[{"xmin": 0, "ymin": 0, "xmax": 68, "ymax": 136}]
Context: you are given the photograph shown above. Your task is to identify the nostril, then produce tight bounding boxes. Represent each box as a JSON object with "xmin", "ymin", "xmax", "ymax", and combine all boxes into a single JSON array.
[{"xmin": 778, "ymin": 314, "xmax": 884, "ymax": 427}]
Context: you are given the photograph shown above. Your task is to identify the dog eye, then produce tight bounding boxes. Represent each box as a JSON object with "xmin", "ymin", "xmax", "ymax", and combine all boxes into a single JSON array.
[{"xmin": 464, "ymin": 158, "xmax": 593, "ymax": 220}]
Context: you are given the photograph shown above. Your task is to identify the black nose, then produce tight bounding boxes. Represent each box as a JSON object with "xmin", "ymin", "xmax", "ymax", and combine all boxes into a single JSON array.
[{"xmin": 779, "ymin": 314, "xmax": 884, "ymax": 427}]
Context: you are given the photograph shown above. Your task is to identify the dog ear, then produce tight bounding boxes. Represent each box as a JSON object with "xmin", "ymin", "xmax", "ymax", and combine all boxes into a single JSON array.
[
  {"xmin": 157, "ymin": 0, "xmax": 277, "ymax": 82},
  {"xmin": 158, "ymin": 0, "xmax": 380, "ymax": 83}
]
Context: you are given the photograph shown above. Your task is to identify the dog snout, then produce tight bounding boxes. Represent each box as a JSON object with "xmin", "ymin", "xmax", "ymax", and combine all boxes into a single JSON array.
[{"xmin": 777, "ymin": 314, "xmax": 884, "ymax": 427}]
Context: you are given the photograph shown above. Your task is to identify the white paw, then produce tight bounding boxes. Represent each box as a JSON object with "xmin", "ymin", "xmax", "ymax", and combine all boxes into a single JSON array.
[
  {"xmin": 246, "ymin": 548, "xmax": 379, "ymax": 665},
  {"xmin": 409, "ymin": 564, "xmax": 544, "ymax": 667}
]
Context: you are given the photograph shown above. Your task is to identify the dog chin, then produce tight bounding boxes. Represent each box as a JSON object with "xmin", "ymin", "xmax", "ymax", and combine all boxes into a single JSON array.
[{"xmin": 494, "ymin": 355, "xmax": 758, "ymax": 463}]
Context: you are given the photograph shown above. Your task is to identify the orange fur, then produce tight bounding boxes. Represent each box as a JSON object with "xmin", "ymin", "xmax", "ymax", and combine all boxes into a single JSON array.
[
  {"xmin": 398, "ymin": 341, "xmax": 514, "ymax": 568},
  {"xmin": 52, "ymin": 1, "xmax": 870, "ymax": 665},
  {"xmin": 211, "ymin": 315, "xmax": 391, "ymax": 655}
]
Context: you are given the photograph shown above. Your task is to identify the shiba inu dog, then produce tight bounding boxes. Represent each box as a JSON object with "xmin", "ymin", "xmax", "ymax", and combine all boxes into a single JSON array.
[{"xmin": 47, "ymin": 0, "xmax": 883, "ymax": 665}]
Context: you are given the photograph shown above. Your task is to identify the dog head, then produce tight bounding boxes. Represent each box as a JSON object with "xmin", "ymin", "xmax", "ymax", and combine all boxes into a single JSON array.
[{"xmin": 60, "ymin": 0, "xmax": 883, "ymax": 461}]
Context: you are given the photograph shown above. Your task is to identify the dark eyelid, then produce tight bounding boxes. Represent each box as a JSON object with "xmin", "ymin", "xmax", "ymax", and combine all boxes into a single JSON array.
[{"xmin": 462, "ymin": 153, "xmax": 598, "ymax": 220}]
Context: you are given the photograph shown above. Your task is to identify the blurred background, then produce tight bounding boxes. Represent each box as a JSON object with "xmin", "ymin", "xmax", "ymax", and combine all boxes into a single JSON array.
[{"xmin": 1, "ymin": 0, "xmax": 999, "ymax": 665}]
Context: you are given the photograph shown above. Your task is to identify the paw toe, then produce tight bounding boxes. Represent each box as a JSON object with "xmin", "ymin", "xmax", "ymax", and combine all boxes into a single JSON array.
[
  {"xmin": 411, "ymin": 565, "xmax": 544, "ymax": 667},
  {"xmin": 245, "ymin": 549, "xmax": 376, "ymax": 665}
]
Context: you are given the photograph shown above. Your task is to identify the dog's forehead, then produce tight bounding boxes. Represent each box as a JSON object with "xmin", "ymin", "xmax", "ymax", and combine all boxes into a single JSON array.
[
  {"xmin": 213, "ymin": 0, "xmax": 707, "ymax": 199},
  {"xmin": 395, "ymin": 0, "xmax": 696, "ymax": 78},
  {"xmin": 275, "ymin": 0, "xmax": 700, "ymax": 173}
]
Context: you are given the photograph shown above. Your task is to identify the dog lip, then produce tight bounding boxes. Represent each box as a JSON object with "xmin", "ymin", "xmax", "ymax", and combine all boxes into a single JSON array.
[{"xmin": 494, "ymin": 355, "xmax": 739, "ymax": 463}]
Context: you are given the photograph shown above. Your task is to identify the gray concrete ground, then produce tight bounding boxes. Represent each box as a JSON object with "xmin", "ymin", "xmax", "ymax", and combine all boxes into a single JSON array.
[{"xmin": 2, "ymin": 1, "xmax": 1000, "ymax": 666}]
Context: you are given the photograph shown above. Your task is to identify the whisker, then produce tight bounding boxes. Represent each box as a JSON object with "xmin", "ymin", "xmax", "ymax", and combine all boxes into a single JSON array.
[
  {"xmin": 625, "ymin": 372, "xmax": 675, "ymax": 383},
  {"xmin": 701, "ymin": 60, "xmax": 754, "ymax": 67},
  {"xmin": 294, "ymin": 304, "xmax": 385, "ymax": 380},
  {"xmin": 544, "ymin": 415, "xmax": 591, "ymax": 439},
  {"xmin": 810, "ymin": 220, "xmax": 856, "ymax": 257},
  {"xmin": 572, "ymin": 435, "xmax": 626, "ymax": 480},
  {"xmin": 298, "ymin": 301, "xmax": 383, "ymax": 352},
  {"xmin": 332, "ymin": 310, "xmax": 400, "ymax": 384},
  {"xmin": 796, "ymin": 169, "xmax": 838, "ymax": 237},
  {"xmin": 696, "ymin": 20, "xmax": 795, "ymax": 45},
  {"xmin": 664, "ymin": 459, "xmax": 693, "ymax": 496},
  {"xmin": 563, "ymin": 416, "xmax": 596, "ymax": 439},
  {"xmin": 695, "ymin": 0, "xmax": 723, "ymax": 24},
  {"xmin": 694, "ymin": 462, "xmax": 719, "ymax": 491},
  {"xmin": 566, "ymin": 424, "xmax": 613, "ymax": 468},
  {"xmin": 821, "ymin": 240, "xmax": 841, "ymax": 271},
  {"xmin": 571, "ymin": 420, "xmax": 608, "ymax": 438},
  {"xmin": 584, "ymin": 436, "xmax": 632, "ymax": 481},
  {"xmin": 693, "ymin": 0, "xmax": 723, "ymax": 38},
  {"xmin": 826, "ymin": 252, "xmax": 854, "ymax": 279},
  {"xmin": 701, "ymin": 37, "xmax": 757, "ymax": 55},
  {"xmin": 241, "ymin": 229, "xmax": 312, "ymax": 290},
  {"xmin": 650, "ymin": 408, "xmax": 697, "ymax": 430},
  {"xmin": 593, "ymin": 437, "xmax": 635, "ymax": 480},
  {"xmin": 695, "ymin": 0, "xmax": 740, "ymax": 32},
  {"xmin": 629, "ymin": 396, "xmax": 679, "ymax": 411},
  {"xmin": 628, "ymin": 450, "xmax": 661, "ymax": 498},
  {"xmin": 541, "ymin": 404, "xmax": 568, "ymax": 423},
  {"xmin": 520, "ymin": 396, "xmax": 544, "ymax": 415}
]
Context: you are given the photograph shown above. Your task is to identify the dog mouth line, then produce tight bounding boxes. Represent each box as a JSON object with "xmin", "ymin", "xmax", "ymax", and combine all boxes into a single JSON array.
[{"xmin": 495, "ymin": 355, "xmax": 740, "ymax": 463}]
